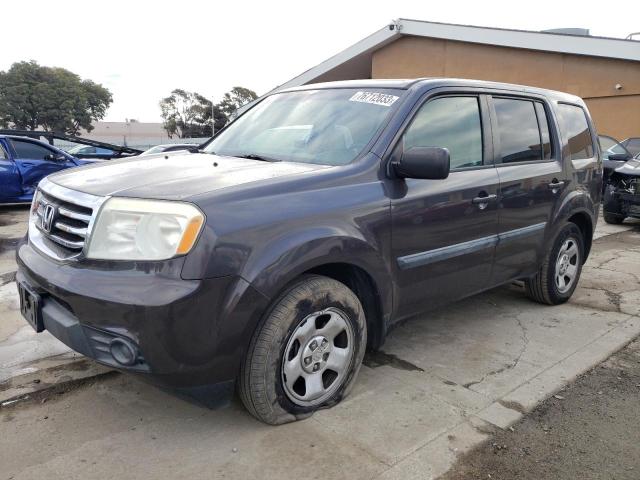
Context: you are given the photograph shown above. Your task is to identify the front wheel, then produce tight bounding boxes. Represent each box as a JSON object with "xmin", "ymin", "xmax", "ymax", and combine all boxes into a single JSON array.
[
  {"xmin": 239, "ymin": 275, "xmax": 366, "ymax": 425},
  {"xmin": 525, "ymin": 223, "xmax": 584, "ymax": 305}
]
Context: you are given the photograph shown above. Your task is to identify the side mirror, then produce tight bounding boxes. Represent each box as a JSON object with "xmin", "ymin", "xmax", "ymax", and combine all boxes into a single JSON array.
[
  {"xmin": 393, "ymin": 146, "xmax": 450, "ymax": 180},
  {"xmin": 608, "ymin": 153, "xmax": 632, "ymax": 162},
  {"xmin": 45, "ymin": 153, "xmax": 67, "ymax": 162}
]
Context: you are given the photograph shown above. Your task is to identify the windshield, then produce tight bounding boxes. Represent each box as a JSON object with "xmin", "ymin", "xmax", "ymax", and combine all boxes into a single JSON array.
[
  {"xmin": 141, "ymin": 145, "xmax": 168, "ymax": 155},
  {"xmin": 203, "ymin": 88, "xmax": 403, "ymax": 165},
  {"xmin": 599, "ymin": 135, "xmax": 629, "ymax": 160}
]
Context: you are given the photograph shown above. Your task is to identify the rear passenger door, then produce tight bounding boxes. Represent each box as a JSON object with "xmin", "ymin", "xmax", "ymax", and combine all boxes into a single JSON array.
[
  {"xmin": 390, "ymin": 94, "xmax": 500, "ymax": 319},
  {"xmin": 489, "ymin": 96, "xmax": 566, "ymax": 283}
]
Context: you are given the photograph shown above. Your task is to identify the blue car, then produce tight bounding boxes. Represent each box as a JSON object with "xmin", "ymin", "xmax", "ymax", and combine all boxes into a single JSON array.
[{"xmin": 0, "ymin": 135, "xmax": 98, "ymax": 204}]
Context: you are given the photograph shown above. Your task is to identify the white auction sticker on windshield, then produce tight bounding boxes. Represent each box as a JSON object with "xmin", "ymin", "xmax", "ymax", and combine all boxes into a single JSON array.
[{"xmin": 349, "ymin": 91, "xmax": 399, "ymax": 107}]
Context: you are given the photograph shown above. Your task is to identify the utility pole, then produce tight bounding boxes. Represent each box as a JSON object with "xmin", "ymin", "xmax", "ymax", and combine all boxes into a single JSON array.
[{"xmin": 211, "ymin": 98, "xmax": 215, "ymax": 136}]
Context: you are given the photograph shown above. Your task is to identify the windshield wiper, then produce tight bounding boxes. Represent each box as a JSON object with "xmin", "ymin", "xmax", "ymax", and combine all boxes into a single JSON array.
[{"xmin": 234, "ymin": 153, "xmax": 282, "ymax": 162}]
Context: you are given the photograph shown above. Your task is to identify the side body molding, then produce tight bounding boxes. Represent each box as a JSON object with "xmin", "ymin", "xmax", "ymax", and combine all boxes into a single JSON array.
[{"xmin": 397, "ymin": 222, "xmax": 547, "ymax": 269}]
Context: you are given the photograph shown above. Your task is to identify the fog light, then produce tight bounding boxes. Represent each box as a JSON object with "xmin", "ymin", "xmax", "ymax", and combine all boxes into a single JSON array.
[{"xmin": 109, "ymin": 337, "xmax": 138, "ymax": 366}]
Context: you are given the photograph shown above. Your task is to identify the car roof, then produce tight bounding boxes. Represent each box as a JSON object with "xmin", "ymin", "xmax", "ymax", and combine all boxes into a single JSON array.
[
  {"xmin": 281, "ymin": 79, "xmax": 421, "ymax": 91},
  {"xmin": 280, "ymin": 78, "xmax": 583, "ymax": 103},
  {"xmin": 0, "ymin": 134, "xmax": 51, "ymax": 144}
]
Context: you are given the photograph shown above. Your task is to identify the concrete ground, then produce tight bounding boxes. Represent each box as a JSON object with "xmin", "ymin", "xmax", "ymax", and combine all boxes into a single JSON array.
[
  {"xmin": 441, "ymin": 337, "xmax": 640, "ymax": 480},
  {"xmin": 1, "ymin": 205, "xmax": 640, "ymax": 480},
  {"xmin": 0, "ymin": 205, "xmax": 83, "ymax": 384}
]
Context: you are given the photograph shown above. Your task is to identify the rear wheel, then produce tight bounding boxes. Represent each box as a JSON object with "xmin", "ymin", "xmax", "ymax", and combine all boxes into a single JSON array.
[
  {"xmin": 603, "ymin": 183, "xmax": 625, "ymax": 224},
  {"xmin": 239, "ymin": 274, "xmax": 366, "ymax": 424},
  {"xmin": 603, "ymin": 211, "xmax": 624, "ymax": 224},
  {"xmin": 525, "ymin": 223, "xmax": 584, "ymax": 305}
]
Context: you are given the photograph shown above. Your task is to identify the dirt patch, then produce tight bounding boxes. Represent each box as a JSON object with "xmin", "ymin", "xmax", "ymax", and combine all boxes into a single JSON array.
[
  {"xmin": 0, "ymin": 371, "xmax": 119, "ymax": 411},
  {"xmin": 0, "ymin": 237, "xmax": 20, "ymax": 255},
  {"xmin": 363, "ymin": 350, "xmax": 424, "ymax": 372},
  {"xmin": 441, "ymin": 338, "xmax": 640, "ymax": 480},
  {"xmin": 0, "ymin": 271, "xmax": 16, "ymax": 286}
]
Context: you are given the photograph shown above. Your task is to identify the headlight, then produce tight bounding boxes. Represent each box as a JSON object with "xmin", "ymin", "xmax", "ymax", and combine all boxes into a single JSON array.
[
  {"xmin": 86, "ymin": 198, "xmax": 205, "ymax": 260},
  {"xmin": 30, "ymin": 190, "xmax": 42, "ymax": 222}
]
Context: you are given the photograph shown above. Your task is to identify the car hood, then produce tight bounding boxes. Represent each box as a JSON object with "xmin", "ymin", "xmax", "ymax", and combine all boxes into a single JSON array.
[{"xmin": 47, "ymin": 153, "xmax": 329, "ymax": 199}]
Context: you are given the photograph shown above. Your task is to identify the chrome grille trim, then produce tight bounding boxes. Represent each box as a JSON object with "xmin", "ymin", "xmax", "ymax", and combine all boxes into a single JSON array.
[
  {"xmin": 58, "ymin": 206, "xmax": 92, "ymax": 223},
  {"xmin": 54, "ymin": 221, "xmax": 87, "ymax": 238},
  {"xmin": 29, "ymin": 177, "xmax": 107, "ymax": 261},
  {"xmin": 44, "ymin": 233, "xmax": 85, "ymax": 249}
]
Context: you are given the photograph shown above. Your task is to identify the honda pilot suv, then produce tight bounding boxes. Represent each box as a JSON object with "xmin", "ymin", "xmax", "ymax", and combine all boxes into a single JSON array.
[{"xmin": 16, "ymin": 79, "xmax": 601, "ymax": 424}]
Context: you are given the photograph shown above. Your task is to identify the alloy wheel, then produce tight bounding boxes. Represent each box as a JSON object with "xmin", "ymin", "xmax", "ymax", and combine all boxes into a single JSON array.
[
  {"xmin": 281, "ymin": 307, "xmax": 354, "ymax": 407},
  {"xmin": 555, "ymin": 236, "xmax": 580, "ymax": 294}
]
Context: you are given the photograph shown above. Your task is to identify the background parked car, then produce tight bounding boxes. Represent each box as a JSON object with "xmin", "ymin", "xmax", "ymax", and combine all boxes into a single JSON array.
[
  {"xmin": 602, "ymin": 157, "xmax": 640, "ymax": 224},
  {"xmin": 599, "ymin": 134, "xmax": 633, "ymax": 187},
  {"xmin": 139, "ymin": 144, "xmax": 199, "ymax": 156},
  {"xmin": 66, "ymin": 144, "xmax": 117, "ymax": 160},
  {"xmin": 621, "ymin": 137, "xmax": 640, "ymax": 157},
  {"xmin": 0, "ymin": 135, "xmax": 97, "ymax": 203}
]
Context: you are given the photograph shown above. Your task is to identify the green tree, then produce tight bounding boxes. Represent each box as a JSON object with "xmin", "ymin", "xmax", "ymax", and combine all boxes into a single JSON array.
[
  {"xmin": 217, "ymin": 86, "xmax": 258, "ymax": 120},
  {"xmin": 159, "ymin": 89, "xmax": 226, "ymax": 138},
  {"xmin": 0, "ymin": 61, "xmax": 112, "ymax": 135}
]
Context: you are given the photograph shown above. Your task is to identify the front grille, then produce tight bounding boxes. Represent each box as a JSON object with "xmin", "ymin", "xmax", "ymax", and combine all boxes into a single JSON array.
[
  {"xmin": 30, "ymin": 179, "xmax": 105, "ymax": 260},
  {"xmin": 35, "ymin": 191, "xmax": 93, "ymax": 253}
]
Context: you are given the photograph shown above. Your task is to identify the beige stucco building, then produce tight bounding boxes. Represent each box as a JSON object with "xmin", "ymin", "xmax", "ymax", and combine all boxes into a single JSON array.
[{"xmin": 271, "ymin": 20, "xmax": 640, "ymax": 140}]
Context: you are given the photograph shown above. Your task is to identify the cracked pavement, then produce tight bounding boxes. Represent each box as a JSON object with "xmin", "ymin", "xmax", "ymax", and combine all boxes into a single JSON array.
[{"xmin": 1, "ymin": 207, "xmax": 640, "ymax": 480}]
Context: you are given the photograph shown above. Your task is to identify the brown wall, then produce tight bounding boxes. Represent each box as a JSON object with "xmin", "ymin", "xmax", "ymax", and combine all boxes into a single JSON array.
[{"xmin": 371, "ymin": 36, "xmax": 640, "ymax": 139}]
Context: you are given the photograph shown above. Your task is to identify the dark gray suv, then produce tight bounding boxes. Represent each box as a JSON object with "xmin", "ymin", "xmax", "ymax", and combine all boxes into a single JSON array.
[{"xmin": 16, "ymin": 79, "xmax": 602, "ymax": 424}]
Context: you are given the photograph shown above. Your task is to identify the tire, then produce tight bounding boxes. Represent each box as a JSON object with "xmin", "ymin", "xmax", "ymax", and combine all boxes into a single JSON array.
[
  {"xmin": 239, "ymin": 274, "xmax": 367, "ymax": 425},
  {"xmin": 603, "ymin": 211, "xmax": 624, "ymax": 224},
  {"xmin": 525, "ymin": 223, "xmax": 585, "ymax": 305},
  {"xmin": 603, "ymin": 184, "xmax": 624, "ymax": 225}
]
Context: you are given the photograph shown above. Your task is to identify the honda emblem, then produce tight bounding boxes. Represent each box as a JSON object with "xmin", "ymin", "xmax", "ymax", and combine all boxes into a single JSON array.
[{"xmin": 41, "ymin": 203, "xmax": 56, "ymax": 233}]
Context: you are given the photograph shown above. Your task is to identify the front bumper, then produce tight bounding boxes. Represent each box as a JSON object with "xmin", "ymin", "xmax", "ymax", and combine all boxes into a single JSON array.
[
  {"xmin": 618, "ymin": 192, "xmax": 640, "ymax": 218},
  {"xmin": 16, "ymin": 240, "xmax": 269, "ymax": 389}
]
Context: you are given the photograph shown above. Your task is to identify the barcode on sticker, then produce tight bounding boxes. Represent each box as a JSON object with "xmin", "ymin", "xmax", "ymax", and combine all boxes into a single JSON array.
[{"xmin": 349, "ymin": 91, "xmax": 399, "ymax": 107}]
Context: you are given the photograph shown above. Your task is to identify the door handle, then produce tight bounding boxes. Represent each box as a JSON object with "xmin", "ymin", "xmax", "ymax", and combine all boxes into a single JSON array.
[
  {"xmin": 548, "ymin": 180, "xmax": 565, "ymax": 191},
  {"xmin": 472, "ymin": 194, "xmax": 498, "ymax": 205}
]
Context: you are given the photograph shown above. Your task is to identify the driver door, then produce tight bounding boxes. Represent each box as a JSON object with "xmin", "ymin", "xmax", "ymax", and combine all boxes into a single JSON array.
[
  {"xmin": 390, "ymin": 94, "xmax": 500, "ymax": 319},
  {"xmin": 9, "ymin": 139, "xmax": 74, "ymax": 196}
]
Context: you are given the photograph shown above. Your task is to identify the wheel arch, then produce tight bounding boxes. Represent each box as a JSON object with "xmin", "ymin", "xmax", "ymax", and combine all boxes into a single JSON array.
[
  {"xmin": 552, "ymin": 190, "xmax": 596, "ymax": 262},
  {"xmin": 241, "ymin": 232, "xmax": 393, "ymax": 351},
  {"xmin": 304, "ymin": 262, "xmax": 387, "ymax": 351},
  {"xmin": 567, "ymin": 210, "xmax": 593, "ymax": 261}
]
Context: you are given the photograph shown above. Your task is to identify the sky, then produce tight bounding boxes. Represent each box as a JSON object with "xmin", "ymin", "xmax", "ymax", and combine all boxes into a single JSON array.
[{"xmin": 2, "ymin": 0, "xmax": 638, "ymax": 122}]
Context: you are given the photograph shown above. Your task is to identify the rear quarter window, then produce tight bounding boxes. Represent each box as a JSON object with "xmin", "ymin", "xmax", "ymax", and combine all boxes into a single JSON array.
[{"xmin": 557, "ymin": 104, "xmax": 594, "ymax": 161}]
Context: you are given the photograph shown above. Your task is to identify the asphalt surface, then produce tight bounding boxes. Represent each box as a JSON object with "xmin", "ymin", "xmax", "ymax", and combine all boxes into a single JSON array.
[{"xmin": 442, "ymin": 338, "xmax": 640, "ymax": 480}]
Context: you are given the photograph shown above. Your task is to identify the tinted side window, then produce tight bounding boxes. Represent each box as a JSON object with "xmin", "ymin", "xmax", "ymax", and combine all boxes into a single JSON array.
[
  {"xmin": 403, "ymin": 96, "xmax": 483, "ymax": 169},
  {"xmin": 557, "ymin": 104, "xmax": 594, "ymax": 160},
  {"xmin": 493, "ymin": 98, "xmax": 543, "ymax": 163},
  {"xmin": 0, "ymin": 144, "xmax": 7, "ymax": 160},
  {"xmin": 11, "ymin": 140, "xmax": 53, "ymax": 160}
]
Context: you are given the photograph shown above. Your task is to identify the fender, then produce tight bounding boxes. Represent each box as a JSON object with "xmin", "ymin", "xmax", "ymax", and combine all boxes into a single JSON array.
[{"xmin": 241, "ymin": 226, "xmax": 394, "ymax": 322}]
